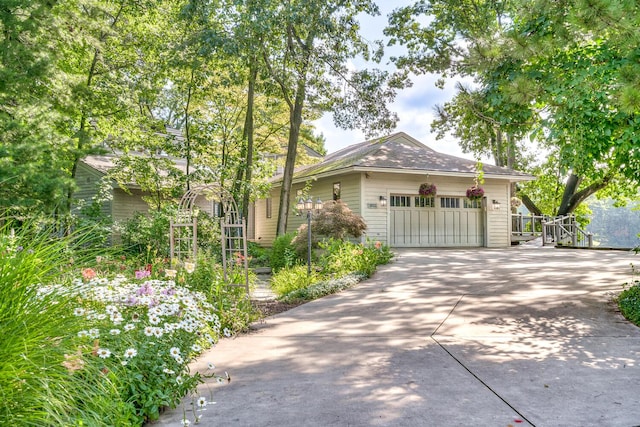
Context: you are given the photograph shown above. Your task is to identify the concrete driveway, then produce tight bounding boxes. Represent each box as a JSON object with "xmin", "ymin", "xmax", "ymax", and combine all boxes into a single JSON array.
[{"xmin": 154, "ymin": 247, "xmax": 640, "ymax": 427}]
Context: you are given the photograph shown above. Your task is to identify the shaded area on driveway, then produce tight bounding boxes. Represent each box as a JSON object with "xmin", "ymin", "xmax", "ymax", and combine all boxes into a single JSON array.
[{"xmin": 153, "ymin": 247, "xmax": 640, "ymax": 427}]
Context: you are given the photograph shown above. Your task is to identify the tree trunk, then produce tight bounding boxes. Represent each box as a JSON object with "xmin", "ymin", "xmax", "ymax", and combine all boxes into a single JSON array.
[
  {"xmin": 276, "ymin": 79, "xmax": 307, "ymax": 236},
  {"xmin": 520, "ymin": 193, "xmax": 542, "ymax": 216},
  {"xmin": 240, "ymin": 58, "xmax": 257, "ymax": 222},
  {"xmin": 557, "ymin": 174, "xmax": 581, "ymax": 215},
  {"xmin": 561, "ymin": 176, "xmax": 611, "ymax": 215}
]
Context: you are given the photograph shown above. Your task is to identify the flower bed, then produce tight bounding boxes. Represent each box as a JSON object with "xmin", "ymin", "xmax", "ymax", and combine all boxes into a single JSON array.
[{"xmin": 42, "ymin": 275, "xmax": 227, "ymax": 425}]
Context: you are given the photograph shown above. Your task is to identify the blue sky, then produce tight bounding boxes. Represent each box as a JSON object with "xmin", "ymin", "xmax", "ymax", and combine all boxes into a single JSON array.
[{"xmin": 313, "ymin": 1, "xmax": 477, "ymax": 161}]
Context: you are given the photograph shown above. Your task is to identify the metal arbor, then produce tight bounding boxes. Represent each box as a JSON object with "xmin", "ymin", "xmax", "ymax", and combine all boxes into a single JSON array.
[{"xmin": 169, "ymin": 184, "xmax": 249, "ymax": 294}]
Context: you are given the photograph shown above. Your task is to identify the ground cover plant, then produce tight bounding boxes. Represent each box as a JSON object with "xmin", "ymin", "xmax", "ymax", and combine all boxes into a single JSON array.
[{"xmin": 618, "ymin": 261, "xmax": 640, "ymax": 326}]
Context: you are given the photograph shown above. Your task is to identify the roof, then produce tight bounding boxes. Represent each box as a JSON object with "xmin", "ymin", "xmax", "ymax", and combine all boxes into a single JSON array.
[
  {"xmin": 281, "ymin": 132, "xmax": 534, "ymax": 183},
  {"xmin": 80, "ymin": 152, "xmax": 190, "ymax": 188}
]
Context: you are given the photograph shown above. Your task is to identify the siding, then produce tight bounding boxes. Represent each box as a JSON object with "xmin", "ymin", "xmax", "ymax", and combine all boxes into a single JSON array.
[
  {"xmin": 72, "ymin": 164, "xmax": 112, "ymax": 218},
  {"xmin": 362, "ymin": 172, "xmax": 511, "ymax": 248},
  {"xmin": 253, "ymin": 173, "xmax": 362, "ymax": 246},
  {"xmin": 254, "ymin": 171, "xmax": 512, "ymax": 248}
]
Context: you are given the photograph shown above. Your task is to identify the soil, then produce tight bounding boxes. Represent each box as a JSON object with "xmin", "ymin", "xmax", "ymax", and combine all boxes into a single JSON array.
[{"xmin": 251, "ymin": 299, "xmax": 305, "ymax": 317}]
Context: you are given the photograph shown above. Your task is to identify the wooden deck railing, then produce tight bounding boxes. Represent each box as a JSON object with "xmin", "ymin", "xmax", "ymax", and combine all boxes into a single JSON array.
[
  {"xmin": 511, "ymin": 213, "xmax": 594, "ymax": 248},
  {"xmin": 511, "ymin": 213, "xmax": 549, "ymax": 242},
  {"xmin": 542, "ymin": 215, "xmax": 593, "ymax": 248}
]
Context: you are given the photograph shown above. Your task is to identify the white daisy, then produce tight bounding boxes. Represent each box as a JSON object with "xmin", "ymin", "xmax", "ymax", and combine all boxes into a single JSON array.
[
  {"xmin": 207, "ymin": 362, "xmax": 215, "ymax": 370},
  {"xmin": 97, "ymin": 348, "xmax": 111, "ymax": 359},
  {"xmin": 144, "ymin": 326, "xmax": 154, "ymax": 337},
  {"xmin": 73, "ymin": 307, "xmax": 85, "ymax": 316},
  {"xmin": 196, "ymin": 396, "xmax": 207, "ymax": 408},
  {"xmin": 169, "ymin": 347, "xmax": 181, "ymax": 358},
  {"xmin": 109, "ymin": 329, "xmax": 121, "ymax": 335},
  {"xmin": 123, "ymin": 348, "xmax": 137, "ymax": 358}
]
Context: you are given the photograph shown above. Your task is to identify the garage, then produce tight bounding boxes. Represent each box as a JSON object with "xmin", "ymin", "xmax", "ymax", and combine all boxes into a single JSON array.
[{"xmin": 389, "ymin": 194, "xmax": 484, "ymax": 247}]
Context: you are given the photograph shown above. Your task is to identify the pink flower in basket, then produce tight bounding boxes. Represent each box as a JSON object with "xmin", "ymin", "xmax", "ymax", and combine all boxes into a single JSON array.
[
  {"xmin": 419, "ymin": 183, "xmax": 437, "ymax": 197},
  {"xmin": 466, "ymin": 186, "xmax": 484, "ymax": 200}
]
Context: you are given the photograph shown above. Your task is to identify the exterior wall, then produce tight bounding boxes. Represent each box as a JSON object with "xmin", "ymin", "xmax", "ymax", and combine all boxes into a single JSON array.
[
  {"xmin": 72, "ymin": 164, "xmax": 112, "ymax": 218},
  {"xmin": 254, "ymin": 171, "xmax": 512, "ymax": 248},
  {"xmin": 253, "ymin": 173, "xmax": 362, "ymax": 246},
  {"xmin": 362, "ymin": 172, "xmax": 512, "ymax": 247},
  {"xmin": 112, "ymin": 188, "xmax": 150, "ymax": 223}
]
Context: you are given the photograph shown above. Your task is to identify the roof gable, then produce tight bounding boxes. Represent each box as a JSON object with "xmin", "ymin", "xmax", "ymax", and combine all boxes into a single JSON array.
[{"xmin": 287, "ymin": 131, "xmax": 533, "ymax": 182}]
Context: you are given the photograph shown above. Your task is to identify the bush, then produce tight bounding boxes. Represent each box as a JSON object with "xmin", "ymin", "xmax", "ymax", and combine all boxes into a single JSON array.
[
  {"xmin": 270, "ymin": 232, "xmax": 300, "ymax": 272},
  {"xmin": 292, "ymin": 200, "xmax": 367, "ymax": 255},
  {"xmin": 181, "ymin": 253, "xmax": 259, "ymax": 334},
  {"xmin": 618, "ymin": 281, "xmax": 640, "ymax": 326},
  {"xmin": 120, "ymin": 205, "xmax": 221, "ymax": 258},
  {"xmin": 320, "ymin": 238, "xmax": 393, "ymax": 278},
  {"xmin": 270, "ymin": 265, "xmax": 320, "ymax": 297}
]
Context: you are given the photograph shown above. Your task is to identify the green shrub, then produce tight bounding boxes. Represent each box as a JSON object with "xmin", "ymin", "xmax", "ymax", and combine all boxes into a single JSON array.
[
  {"xmin": 292, "ymin": 200, "xmax": 367, "ymax": 255},
  {"xmin": 120, "ymin": 205, "xmax": 221, "ymax": 258},
  {"xmin": 270, "ymin": 232, "xmax": 300, "ymax": 272},
  {"xmin": 320, "ymin": 238, "xmax": 393, "ymax": 278},
  {"xmin": 270, "ymin": 265, "xmax": 320, "ymax": 297},
  {"xmin": 181, "ymin": 253, "xmax": 259, "ymax": 334},
  {"xmin": 618, "ymin": 281, "xmax": 640, "ymax": 325}
]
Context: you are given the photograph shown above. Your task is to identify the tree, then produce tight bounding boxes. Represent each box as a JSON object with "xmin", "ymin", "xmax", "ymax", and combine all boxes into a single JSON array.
[
  {"xmin": 259, "ymin": 0, "xmax": 405, "ymax": 236},
  {"xmin": 0, "ymin": 1, "xmax": 70, "ymax": 217},
  {"xmin": 386, "ymin": 0, "xmax": 640, "ymax": 216}
]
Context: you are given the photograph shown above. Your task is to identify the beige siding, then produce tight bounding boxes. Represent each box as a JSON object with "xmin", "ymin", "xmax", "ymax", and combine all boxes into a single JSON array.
[
  {"xmin": 253, "ymin": 173, "xmax": 363, "ymax": 246},
  {"xmin": 362, "ymin": 172, "xmax": 511, "ymax": 247},
  {"xmin": 72, "ymin": 164, "xmax": 111, "ymax": 218},
  {"xmin": 112, "ymin": 189, "xmax": 150, "ymax": 224}
]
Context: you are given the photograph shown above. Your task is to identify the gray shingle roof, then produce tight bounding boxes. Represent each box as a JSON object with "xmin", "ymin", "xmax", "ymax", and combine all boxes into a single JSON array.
[{"xmin": 289, "ymin": 132, "xmax": 533, "ymax": 181}]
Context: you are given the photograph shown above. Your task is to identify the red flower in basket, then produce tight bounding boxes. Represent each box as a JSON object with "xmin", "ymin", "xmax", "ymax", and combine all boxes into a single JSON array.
[
  {"xmin": 466, "ymin": 186, "xmax": 484, "ymax": 200},
  {"xmin": 419, "ymin": 183, "xmax": 437, "ymax": 197}
]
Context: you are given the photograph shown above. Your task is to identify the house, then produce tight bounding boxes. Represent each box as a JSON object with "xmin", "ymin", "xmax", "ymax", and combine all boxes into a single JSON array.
[
  {"xmin": 253, "ymin": 132, "xmax": 535, "ymax": 248},
  {"xmin": 73, "ymin": 153, "xmax": 219, "ymax": 241}
]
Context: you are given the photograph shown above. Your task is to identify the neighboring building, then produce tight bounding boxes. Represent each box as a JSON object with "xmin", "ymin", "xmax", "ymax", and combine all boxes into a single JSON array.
[{"xmin": 253, "ymin": 132, "xmax": 535, "ymax": 248}]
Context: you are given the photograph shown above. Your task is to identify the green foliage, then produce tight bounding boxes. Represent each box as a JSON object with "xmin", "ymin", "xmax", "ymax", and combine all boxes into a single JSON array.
[
  {"xmin": 272, "ymin": 238, "xmax": 393, "ymax": 302},
  {"xmin": 0, "ymin": 222, "xmax": 136, "ymax": 426},
  {"xmin": 120, "ymin": 206, "xmax": 220, "ymax": 257},
  {"xmin": 279, "ymin": 273, "xmax": 366, "ymax": 304},
  {"xmin": 618, "ymin": 281, "xmax": 640, "ymax": 326},
  {"xmin": 320, "ymin": 238, "xmax": 393, "ymax": 278},
  {"xmin": 270, "ymin": 265, "xmax": 320, "ymax": 298},
  {"xmin": 181, "ymin": 253, "xmax": 259, "ymax": 334},
  {"xmin": 270, "ymin": 232, "xmax": 300, "ymax": 272},
  {"xmin": 292, "ymin": 200, "xmax": 367, "ymax": 256}
]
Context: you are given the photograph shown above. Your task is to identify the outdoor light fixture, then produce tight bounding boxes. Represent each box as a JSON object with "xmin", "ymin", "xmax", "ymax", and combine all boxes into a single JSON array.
[
  {"xmin": 379, "ymin": 196, "xmax": 387, "ymax": 207},
  {"xmin": 492, "ymin": 199, "xmax": 501, "ymax": 210},
  {"xmin": 297, "ymin": 196, "xmax": 323, "ymax": 275}
]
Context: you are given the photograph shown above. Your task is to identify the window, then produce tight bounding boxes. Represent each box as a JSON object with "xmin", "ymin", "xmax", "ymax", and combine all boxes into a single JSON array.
[
  {"xmin": 464, "ymin": 198, "xmax": 482, "ymax": 209},
  {"xmin": 440, "ymin": 197, "xmax": 461, "ymax": 209},
  {"xmin": 415, "ymin": 196, "xmax": 435, "ymax": 208},
  {"xmin": 390, "ymin": 195, "xmax": 411, "ymax": 207},
  {"xmin": 333, "ymin": 182, "xmax": 341, "ymax": 201},
  {"xmin": 266, "ymin": 198, "xmax": 272, "ymax": 218}
]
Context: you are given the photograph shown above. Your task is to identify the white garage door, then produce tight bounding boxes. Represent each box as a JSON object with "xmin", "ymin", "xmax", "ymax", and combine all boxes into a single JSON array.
[{"xmin": 389, "ymin": 195, "xmax": 484, "ymax": 247}]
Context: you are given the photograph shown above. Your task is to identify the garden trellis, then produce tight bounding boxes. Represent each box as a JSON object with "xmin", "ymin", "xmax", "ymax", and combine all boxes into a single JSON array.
[{"xmin": 170, "ymin": 185, "xmax": 249, "ymax": 294}]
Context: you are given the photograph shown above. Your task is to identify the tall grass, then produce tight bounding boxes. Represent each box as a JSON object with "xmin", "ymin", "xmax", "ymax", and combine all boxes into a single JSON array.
[{"xmin": 0, "ymin": 222, "xmax": 134, "ymax": 426}]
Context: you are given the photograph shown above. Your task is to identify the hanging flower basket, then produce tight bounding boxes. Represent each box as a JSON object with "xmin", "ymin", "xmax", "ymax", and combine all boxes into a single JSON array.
[
  {"xmin": 466, "ymin": 186, "xmax": 484, "ymax": 201},
  {"xmin": 419, "ymin": 183, "xmax": 437, "ymax": 197}
]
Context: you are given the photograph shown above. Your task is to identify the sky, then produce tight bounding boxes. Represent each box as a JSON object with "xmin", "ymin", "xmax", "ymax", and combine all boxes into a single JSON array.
[{"xmin": 312, "ymin": 1, "xmax": 478, "ymax": 161}]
